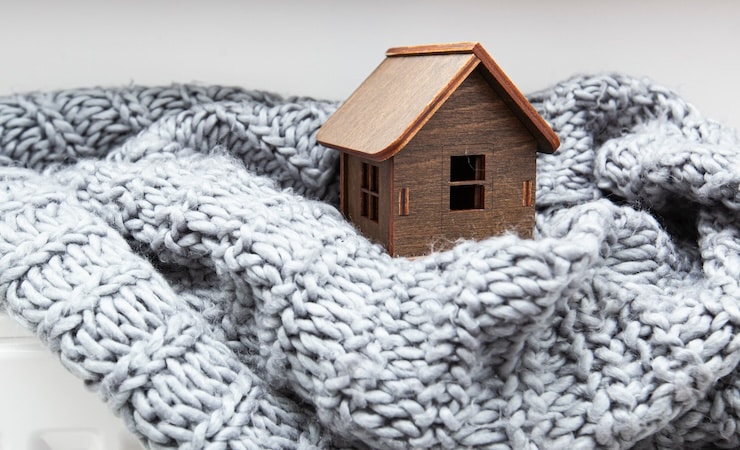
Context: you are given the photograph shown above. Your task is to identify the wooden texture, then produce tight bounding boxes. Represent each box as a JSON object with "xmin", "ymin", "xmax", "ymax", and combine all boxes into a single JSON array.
[
  {"xmin": 317, "ymin": 42, "xmax": 559, "ymax": 160},
  {"xmin": 470, "ymin": 43, "xmax": 560, "ymax": 154},
  {"xmin": 388, "ymin": 42, "xmax": 559, "ymax": 154},
  {"xmin": 391, "ymin": 68, "xmax": 535, "ymax": 256},
  {"xmin": 317, "ymin": 52, "xmax": 478, "ymax": 160},
  {"xmin": 342, "ymin": 155, "xmax": 392, "ymax": 250},
  {"xmin": 321, "ymin": 42, "xmax": 558, "ymax": 257},
  {"xmin": 386, "ymin": 42, "xmax": 479, "ymax": 56}
]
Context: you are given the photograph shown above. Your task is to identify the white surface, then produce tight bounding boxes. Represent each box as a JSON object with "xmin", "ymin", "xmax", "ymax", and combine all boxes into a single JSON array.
[
  {"xmin": 0, "ymin": 0, "xmax": 739, "ymax": 130},
  {"xmin": 0, "ymin": 313, "xmax": 143, "ymax": 450}
]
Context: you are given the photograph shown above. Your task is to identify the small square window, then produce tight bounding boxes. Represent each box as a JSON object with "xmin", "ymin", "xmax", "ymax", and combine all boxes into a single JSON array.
[
  {"xmin": 450, "ymin": 155, "xmax": 485, "ymax": 181},
  {"xmin": 450, "ymin": 185, "xmax": 484, "ymax": 210}
]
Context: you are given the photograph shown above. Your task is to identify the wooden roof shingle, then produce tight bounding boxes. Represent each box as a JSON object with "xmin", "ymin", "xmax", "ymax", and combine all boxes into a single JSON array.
[{"xmin": 317, "ymin": 42, "xmax": 559, "ymax": 160}]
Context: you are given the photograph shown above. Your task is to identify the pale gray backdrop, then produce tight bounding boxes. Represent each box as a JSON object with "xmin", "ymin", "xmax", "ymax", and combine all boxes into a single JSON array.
[{"xmin": 2, "ymin": 0, "xmax": 739, "ymax": 129}]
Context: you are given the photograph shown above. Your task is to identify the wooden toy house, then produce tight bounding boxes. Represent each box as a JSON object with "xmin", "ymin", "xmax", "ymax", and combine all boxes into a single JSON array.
[{"xmin": 317, "ymin": 42, "xmax": 560, "ymax": 257}]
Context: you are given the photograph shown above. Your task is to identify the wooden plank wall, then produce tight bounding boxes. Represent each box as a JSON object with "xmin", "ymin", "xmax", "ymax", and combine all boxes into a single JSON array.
[{"xmin": 392, "ymin": 68, "xmax": 536, "ymax": 256}]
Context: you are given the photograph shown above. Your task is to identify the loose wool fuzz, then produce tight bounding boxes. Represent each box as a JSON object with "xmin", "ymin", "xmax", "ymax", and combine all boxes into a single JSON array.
[{"xmin": 1, "ymin": 75, "xmax": 739, "ymax": 449}]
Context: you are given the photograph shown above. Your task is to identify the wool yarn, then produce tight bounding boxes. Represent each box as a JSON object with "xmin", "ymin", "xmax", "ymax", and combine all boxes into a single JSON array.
[{"xmin": 0, "ymin": 75, "xmax": 738, "ymax": 449}]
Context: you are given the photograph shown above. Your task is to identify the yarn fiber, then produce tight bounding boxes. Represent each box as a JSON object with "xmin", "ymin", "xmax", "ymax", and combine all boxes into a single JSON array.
[{"xmin": 0, "ymin": 76, "xmax": 738, "ymax": 449}]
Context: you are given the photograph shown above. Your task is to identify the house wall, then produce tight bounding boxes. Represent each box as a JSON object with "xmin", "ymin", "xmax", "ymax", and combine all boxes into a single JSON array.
[
  {"xmin": 342, "ymin": 152, "xmax": 392, "ymax": 250},
  {"xmin": 392, "ymin": 67, "xmax": 536, "ymax": 257}
]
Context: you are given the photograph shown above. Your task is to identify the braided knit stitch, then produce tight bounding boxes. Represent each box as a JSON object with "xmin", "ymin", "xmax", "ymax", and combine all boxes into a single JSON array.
[{"xmin": 0, "ymin": 75, "xmax": 739, "ymax": 449}]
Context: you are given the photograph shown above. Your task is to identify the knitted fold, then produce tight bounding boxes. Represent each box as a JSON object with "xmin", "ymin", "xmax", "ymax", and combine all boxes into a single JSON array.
[{"xmin": 1, "ymin": 74, "xmax": 739, "ymax": 449}]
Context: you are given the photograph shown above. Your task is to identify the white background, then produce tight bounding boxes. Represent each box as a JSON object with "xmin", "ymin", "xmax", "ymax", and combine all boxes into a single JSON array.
[{"xmin": 1, "ymin": 0, "xmax": 739, "ymax": 129}]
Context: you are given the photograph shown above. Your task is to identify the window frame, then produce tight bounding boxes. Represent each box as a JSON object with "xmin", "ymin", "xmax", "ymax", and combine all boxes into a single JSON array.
[
  {"xmin": 360, "ymin": 162, "xmax": 380, "ymax": 221},
  {"xmin": 449, "ymin": 155, "xmax": 485, "ymax": 211}
]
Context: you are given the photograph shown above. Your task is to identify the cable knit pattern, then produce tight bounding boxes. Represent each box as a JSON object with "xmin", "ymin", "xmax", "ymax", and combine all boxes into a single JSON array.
[{"xmin": 0, "ymin": 75, "xmax": 739, "ymax": 449}]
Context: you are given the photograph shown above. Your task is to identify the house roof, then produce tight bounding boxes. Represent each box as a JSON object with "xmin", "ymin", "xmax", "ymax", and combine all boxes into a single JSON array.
[{"xmin": 317, "ymin": 42, "xmax": 560, "ymax": 161}]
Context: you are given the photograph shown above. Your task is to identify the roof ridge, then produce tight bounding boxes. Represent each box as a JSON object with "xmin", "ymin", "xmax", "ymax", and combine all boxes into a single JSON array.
[{"xmin": 386, "ymin": 42, "xmax": 480, "ymax": 57}]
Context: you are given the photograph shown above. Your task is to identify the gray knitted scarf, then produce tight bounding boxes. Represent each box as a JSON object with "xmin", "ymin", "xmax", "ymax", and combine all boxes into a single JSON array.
[{"xmin": 1, "ymin": 74, "xmax": 738, "ymax": 449}]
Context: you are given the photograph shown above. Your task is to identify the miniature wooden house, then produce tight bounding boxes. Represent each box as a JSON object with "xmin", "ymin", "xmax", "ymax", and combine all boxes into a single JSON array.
[{"xmin": 317, "ymin": 42, "xmax": 560, "ymax": 257}]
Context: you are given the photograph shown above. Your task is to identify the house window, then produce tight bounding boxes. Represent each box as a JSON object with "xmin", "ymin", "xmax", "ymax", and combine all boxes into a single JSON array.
[
  {"xmin": 361, "ymin": 162, "xmax": 379, "ymax": 221},
  {"xmin": 449, "ymin": 155, "xmax": 485, "ymax": 210}
]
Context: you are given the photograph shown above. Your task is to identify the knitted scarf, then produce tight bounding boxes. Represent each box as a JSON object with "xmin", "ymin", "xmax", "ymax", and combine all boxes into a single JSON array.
[{"xmin": 0, "ymin": 75, "xmax": 738, "ymax": 449}]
